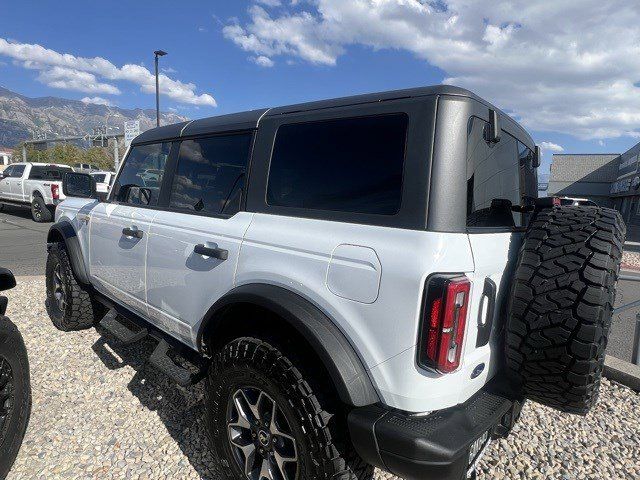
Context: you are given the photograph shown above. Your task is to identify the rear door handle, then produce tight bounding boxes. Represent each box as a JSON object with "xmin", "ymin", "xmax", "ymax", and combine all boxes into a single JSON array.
[
  {"xmin": 122, "ymin": 227, "xmax": 143, "ymax": 239},
  {"xmin": 194, "ymin": 244, "xmax": 228, "ymax": 260},
  {"xmin": 476, "ymin": 277, "xmax": 497, "ymax": 347}
]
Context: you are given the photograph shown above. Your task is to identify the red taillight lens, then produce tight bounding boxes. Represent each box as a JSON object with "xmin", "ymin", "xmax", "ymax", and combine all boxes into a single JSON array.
[
  {"xmin": 419, "ymin": 276, "xmax": 470, "ymax": 374},
  {"xmin": 51, "ymin": 184, "xmax": 59, "ymax": 200}
]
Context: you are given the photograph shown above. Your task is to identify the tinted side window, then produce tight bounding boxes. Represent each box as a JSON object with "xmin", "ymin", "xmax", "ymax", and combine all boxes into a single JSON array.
[
  {"xmin": 267, "ymin": 114, "xmax": 408, "ymax": 215},
  {"xmin": 3, "ymin": 166, "xmax": 14, "ymax": 177},
  {"xmin": 29, "ymin": 166, "xmax": 71, "ymax": 180},
  {"xmin": 466, "ymin": 117, "xmax": 523, "ymax": 228},
  {"xmin": 169, "ymin": 133, "xmax": 252, "ymax": 215},
  {"xmin": 11, "ymin": 165, "xmax": 26, "ymax": 178},
  {"xmin": 112, "ymin": 142, "xmax": 170, "ymax": 206}
]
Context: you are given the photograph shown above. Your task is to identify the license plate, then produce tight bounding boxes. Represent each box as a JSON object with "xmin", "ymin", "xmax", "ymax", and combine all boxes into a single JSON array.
[{"xmin": 466, "ymin": 430, "xmax": 491, "ymax": 478}]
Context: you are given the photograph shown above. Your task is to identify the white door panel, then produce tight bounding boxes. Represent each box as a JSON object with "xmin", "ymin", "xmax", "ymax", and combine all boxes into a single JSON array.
[
  {"xmin": 0, "ymin": 178, "xmax": 11, "ymax": 200},
  {"xmin": 89, "ymin": 203, "xmax": 156, "ymax": 316},
  {"xmin": 145, "ymin": 211, "xmax": 254, "ymax": 347}
]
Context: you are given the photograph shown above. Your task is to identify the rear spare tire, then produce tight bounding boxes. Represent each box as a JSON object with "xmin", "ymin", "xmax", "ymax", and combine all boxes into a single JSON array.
[{"xmin": 505, "ymin": 206, "xmax": 625, "ymax": 414}]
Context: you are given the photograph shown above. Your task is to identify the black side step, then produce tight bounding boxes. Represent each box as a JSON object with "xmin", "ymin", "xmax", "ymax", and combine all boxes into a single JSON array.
[
  {"xmin": 149, "ymin": 339, "xmax": 206, "ymax": 387},
  {"xmin": 100, "ymin": 310, "xmax": 148, "ymax": 345}
]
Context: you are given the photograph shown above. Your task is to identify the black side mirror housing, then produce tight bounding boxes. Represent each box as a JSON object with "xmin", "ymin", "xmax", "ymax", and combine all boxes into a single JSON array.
[
  {"xmin": 63, "ymin": 172, "xmax": 98, "ymax": 199},
  {"xmin": 533, "ymin": 146, "xmax": 541, "ymax": 168}
]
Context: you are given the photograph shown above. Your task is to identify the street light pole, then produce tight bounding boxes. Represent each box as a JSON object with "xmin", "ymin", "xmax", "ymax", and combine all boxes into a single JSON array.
[{"xmin": 154, "ymin": 50, "xmax": 167, "ymax": 127}]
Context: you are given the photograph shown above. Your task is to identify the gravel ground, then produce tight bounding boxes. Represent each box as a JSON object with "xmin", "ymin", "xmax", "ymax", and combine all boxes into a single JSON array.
[
  {"xmin": 6, "ymin": 277, "xmax": 640, "ymax": 480},
  {"xmin": 622, "ymin": 250, "xmax": 640, "ymax": 271}
]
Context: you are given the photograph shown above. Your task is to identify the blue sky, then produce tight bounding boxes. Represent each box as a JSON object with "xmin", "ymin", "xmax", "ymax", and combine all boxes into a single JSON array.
[{"xmin": 2, "ymin": 0, "xmax": 640, "ymax": 175}]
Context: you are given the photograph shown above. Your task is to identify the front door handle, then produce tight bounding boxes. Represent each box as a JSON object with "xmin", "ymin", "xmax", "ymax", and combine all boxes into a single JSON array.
[
  {"xmin": 122, "ymin": 227, "xmax": 143, "ymax": 239},
  {"xmin": 194, "ymin": 244, "xmax": 228, "ymax": 260}
]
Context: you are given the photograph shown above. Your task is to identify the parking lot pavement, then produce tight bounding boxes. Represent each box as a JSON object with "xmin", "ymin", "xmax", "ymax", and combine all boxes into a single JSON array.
[
  {"xmin": 609, "ymin": 268, "xmax": 640, "ymax": 362},
  {"xmin": 0, "ymin": 205, "xmax": 49, "ymax": 276},
  {"xmin": 5, "ymin": 278, "xmax": 640, "ymax": 480}
]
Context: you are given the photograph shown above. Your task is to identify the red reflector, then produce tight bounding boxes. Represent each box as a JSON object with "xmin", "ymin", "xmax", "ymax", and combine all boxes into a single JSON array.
[
  {"xmin": 422, "ymin": 276, "xmax": 470, "ymax": 373},
  {"xmin": 51, "ymin": 184, "xmax": 59, "ymax": 200},
  {"xmin": 427, "ymin": 298, "xmax": 442, "ymax": 360}
]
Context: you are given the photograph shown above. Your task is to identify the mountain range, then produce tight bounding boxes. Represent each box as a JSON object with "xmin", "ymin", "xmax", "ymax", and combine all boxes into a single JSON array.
[{"xmin": 0, "ymin": 86, "xmax": 189, "ymax": 148}]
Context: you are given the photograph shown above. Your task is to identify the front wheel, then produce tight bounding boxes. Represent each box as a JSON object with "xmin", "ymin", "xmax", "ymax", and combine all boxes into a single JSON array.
[
  {"xmin": 45, "ymin": 242, "xmax": 105, "ymax": 331},
  {"xmin": 206, "ymin": 337, "xmax": 374, "ymax": 480}
]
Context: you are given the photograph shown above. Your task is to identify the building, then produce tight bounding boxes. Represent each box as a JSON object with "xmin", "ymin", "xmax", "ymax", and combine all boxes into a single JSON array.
[
  {"xmin": 548, "ymin": 154, "xmax": 620, "ymax": 208},
  {"xmin": 610, "ymin": 142, "xmax": 640, "ymax": 240}
]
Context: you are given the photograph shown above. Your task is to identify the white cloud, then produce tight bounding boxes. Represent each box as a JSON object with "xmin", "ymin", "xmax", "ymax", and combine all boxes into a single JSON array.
[
  {"xmin": 599, "ymin": 140, "xmax": 605, "ymax": 146},
  {"xmin": 224, "ymin": 0, "xmax": 640, "ymax": 140},
  {"xmin": 540, "ymin": 141, "xmax": 564, "ymax": 152},
  {"xmin": 256, "ymin": 0, "xmax": 282, "ymax": 6},
  {"xmin": 251, "ymin": 55, "xmax": 275, "ymax": 67},
  {"xmin": 81, "ymin": 96, "xmax": 113, "ymax": 106},
  {"xmin": 0, "ymin": 38, "xmax": 216, "ymax": 107},
  {"xmin": 37, "ymin": 66, "xmax": 120, "ymax": 94}
]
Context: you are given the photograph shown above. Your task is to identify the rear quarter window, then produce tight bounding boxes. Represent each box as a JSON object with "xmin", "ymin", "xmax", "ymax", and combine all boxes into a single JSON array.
[
  {"xmin": 266, "ymin": 114, "xmax": 408, "ymax": 215},
  {"xmin": 466, "ymin": 117, "xmax": 535, "ymax": 229}
]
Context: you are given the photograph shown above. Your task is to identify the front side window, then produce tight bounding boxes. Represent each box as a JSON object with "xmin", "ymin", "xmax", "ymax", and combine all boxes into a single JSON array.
[
  {"xmin": 11, "ymin": 165, "xmax": 25, "ymax": 178},
  {"xmin": 169, "ymin": 133, "xmax": 252, "ymax": 216},
  {"xmin": 267, "ymin": 114, "xmax": 408, "ymax": 215},
  {"xmin": 3, "ymin": 166, "xmax": 14, "ymax": 177},
  {"xmin": 112, "ymin": 142, "xmax": 170, "ymax": 206},
  {"xmin": 466, "ymin": 117, "xmax": 533, "ymax": 228}
]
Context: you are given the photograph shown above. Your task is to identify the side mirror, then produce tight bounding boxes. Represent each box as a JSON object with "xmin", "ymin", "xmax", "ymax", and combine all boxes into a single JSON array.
[
  {"xmin": 63, "ymin": 172, "xmax": 97, "ymax": 199},
  {"xmin": 488, "ymin": 109, "xmax": 501, "ymax": 143},
  {"xmin": 533, "ymin": 146, "xmax": 541, "ymax": 168}
]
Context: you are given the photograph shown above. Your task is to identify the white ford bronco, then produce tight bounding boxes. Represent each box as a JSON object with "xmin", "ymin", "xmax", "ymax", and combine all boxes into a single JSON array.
[{"xmin": 44, "ymin": 86, "xmax": 624, "ymax": 480}]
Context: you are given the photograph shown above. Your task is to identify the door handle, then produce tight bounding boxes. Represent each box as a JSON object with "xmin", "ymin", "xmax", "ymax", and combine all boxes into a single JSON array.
[
  {"xmin": 476, "ymin": 277, "xmax": 497, "ymax": 347},
  {"xmin": 122, "ymin": 227, "xmax": 143, "ymax": 239},
  {"xmin": 194, "ymin": 243, "xmax": 228, "ymax": 260}
]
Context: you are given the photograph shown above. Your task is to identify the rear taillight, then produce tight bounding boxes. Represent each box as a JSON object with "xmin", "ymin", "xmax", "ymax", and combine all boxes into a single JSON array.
[
  {"xmin": 418, "ymin": 275, "xmax": 471, "ymax": 374},
  {"xmin": 51, "ymin": 184, "xmax": 59, "ymax": 200}
]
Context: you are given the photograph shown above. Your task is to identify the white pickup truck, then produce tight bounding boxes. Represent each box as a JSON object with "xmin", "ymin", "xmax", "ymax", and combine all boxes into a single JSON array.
[{"xmin": 0, "ymin": 162, "xmax": 72, "ymax": 222}]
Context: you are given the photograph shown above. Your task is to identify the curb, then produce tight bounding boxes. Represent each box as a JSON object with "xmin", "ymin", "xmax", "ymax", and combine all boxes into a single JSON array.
[{"xmin": 603, "ymin": 355, "xmax": 640, "ymax": 391}]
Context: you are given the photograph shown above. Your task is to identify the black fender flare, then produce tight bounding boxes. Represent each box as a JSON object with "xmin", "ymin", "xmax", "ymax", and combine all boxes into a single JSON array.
[
  {"xmin": 197, "ymin": 283, "xmax": 380, "ymax": 407},
  {"xmin": 47, "ymin": 221, "xmax": 90, "ymax": 285}
]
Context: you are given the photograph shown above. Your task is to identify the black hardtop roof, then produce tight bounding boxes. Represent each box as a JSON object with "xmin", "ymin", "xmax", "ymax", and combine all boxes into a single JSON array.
[{"xmin": 131, "ymin": 85, "xmax": 534, "ymax": 148}]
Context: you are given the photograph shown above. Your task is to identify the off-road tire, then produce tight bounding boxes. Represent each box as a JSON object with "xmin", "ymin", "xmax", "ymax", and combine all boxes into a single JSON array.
[
  {"xmin": 205, "ymin": 337, "xmax": 374, "ymax": 480},
  {"xmin": 45, "ymin": 242, "xmax": 105, "ymax": 331},
  {"xmin": 505, "ymin": 206, "xmax": 625, "ymax": 414},
  {"xmin": 31, "ymin": 194, "xmax": 52, "ymax": 223},
  {"xmin": 0, "ymin": 316, "xmax": 32, "ymax": 479}
]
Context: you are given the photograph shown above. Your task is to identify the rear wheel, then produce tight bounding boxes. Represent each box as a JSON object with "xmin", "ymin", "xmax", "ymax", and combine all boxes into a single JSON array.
[
  {"xmin": 0, "ymin": 316, "xmax": 31, "ymax": 479},
  {"xmin": 31, "ymin": 194, "xmax": 52, "ymax": 223},
  {"xmin": 206, "ymin": 337, "xmax": 374, "ymax": 480},
  {"xmin": 45, "ymin": 242, "xmax": 105, "ymax": 331},
  {"xmin": 505, "ymin": 206, "xmax": 625, "ymax": 414}
]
